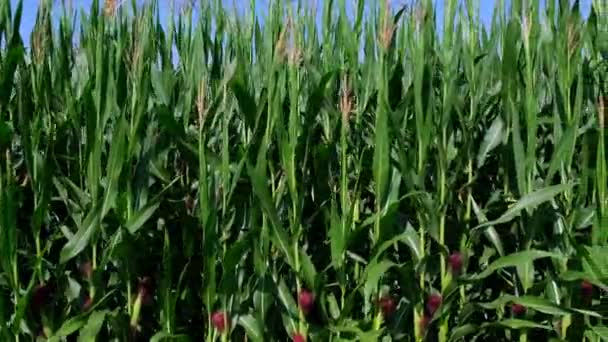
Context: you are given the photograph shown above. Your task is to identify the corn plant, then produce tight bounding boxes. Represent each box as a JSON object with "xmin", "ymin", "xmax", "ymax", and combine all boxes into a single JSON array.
[{"xmin": 0, "ymin": 0, "xmax": 606, "ymax": 341}]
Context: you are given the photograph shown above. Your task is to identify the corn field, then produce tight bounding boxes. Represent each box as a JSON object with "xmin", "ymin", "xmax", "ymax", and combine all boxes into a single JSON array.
[{"xmin": 0, "ymin": 0, "xmax": 607, "ymax": 340}]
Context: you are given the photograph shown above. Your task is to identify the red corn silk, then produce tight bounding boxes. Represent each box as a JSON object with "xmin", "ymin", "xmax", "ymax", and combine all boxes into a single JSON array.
[
  {"xmin": 31, "ymin": 283, "xmax": 53, "ymax": 313},
  {"xmin": 378, "ymin": 295, "xmax": 396, "ymax": 318},
  {"xmin": 293, "ymin": 333, "xmax": 306, "ymax": 342},
  {"xmin": 426, "ymin": 294, "xmax": 442, "ymax": 316},
  {"xmin": 581, "ymin": 280, "xmax": 594, "ymax": 299},
  {"xmin": 511, "ymin": 303, "xmax": 526, "ymax": 316},
  {"xmin": 211, "ymin": 311, "xmax": 229, "ymax": 332},
  {"xmin": 448, "ymin": 252, "xmax": 464, "ymax": 274},
  {"xmin": 298, "ymin": 289, "xmax": 315, "ymax": 315},
  {"xmin": 79, "ymin": 261, "xmax": 92, "ymax": 280},
  {"xmin": 137, "ymin": 276, "xmax": 154, "ymax": 305},
  {"xmin": 419, "ymin": 314, "xmax": 431, "ymax": 334},
  {"xmin": 81, "ymin": 293, "xmax": 93, "ymax": 311}
]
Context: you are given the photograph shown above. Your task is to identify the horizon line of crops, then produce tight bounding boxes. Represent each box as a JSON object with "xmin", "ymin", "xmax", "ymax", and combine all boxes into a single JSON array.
[{"xmin": 0, "ymin": 0, "xmax": 607, "ymax": 341}]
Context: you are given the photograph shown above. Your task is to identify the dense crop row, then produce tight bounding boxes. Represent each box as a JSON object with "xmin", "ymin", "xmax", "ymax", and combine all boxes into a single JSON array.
[{"xmin": 0, "ymin": 0, "xmax": 607, "ymax": 341}]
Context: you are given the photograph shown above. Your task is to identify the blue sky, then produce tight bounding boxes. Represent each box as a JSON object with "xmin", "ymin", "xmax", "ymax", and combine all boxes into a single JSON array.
[
  {"xmin": 10, "ymin": 0, "xmax": 494, "ymax": 46},
  {"xmin": 9, "ymin": 0, "xmax": 593, "ymax": 46}
]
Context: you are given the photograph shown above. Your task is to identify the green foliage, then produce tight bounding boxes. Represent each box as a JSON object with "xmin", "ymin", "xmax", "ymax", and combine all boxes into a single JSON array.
[{"xmin": 0, "ymin": 0, "xmax": 606, "ymax": 341}]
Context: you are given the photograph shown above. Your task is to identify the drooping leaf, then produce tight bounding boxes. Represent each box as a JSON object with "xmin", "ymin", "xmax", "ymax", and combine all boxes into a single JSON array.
[
  {"xmin": 477, "ymin": 115, "xmax": 505, "ymax": 168},
  {"xmin": 468, "ymin": 250, "xmax": 564, "ymax": 280},
  {"xmin": 51, "ymin": 315, "xmax": 87, "ymax": 339},
  {"xmin": 449, "ymin": 324, "xmax": 480, "ymax": 342},
  {"xmin": 276, "ymin": 278, "xmax": 298, "ymax": 332},
  {"xmin": 471, "ymin": 196, "xmax": 505, "ymax": 256},
  {"xmin": 588, "ymin": 326, "xmax": 608, "ymax": 341},
  {"xmin": 329, "ymin": 200, "xmax": 346, "ymax": 268},
  {"xmin": 78, "ymin": 310, "xmax": 108, "ymax": 342},
  {"xmin": 125, "ymin": 200, "xmax": 161, "ymax": 235},
  {"xmin": 247, "ymin": 159, "xmax": 295, "ymax": 268},
  {"xmin": 544, "ymin": 123, "xmax": 577, "ymax": 185},
  {"xmin": 473, "ymin": 184, "xmax": 574, "ymax": 231},
  {"xmin": 149, "ymin": 332, "xmax": 191, "ymax": 342},
  {"xmin": 59, "ymin": 205, "xmax": 102, "ymax": 264},
  {"xmin": 363, "ymin": 260, "xmax": 396, "ymax": 301},
  {"xmin": 582, "ymin": 246, "xmax": 608, "ymax": 280},
  {"xmin": 238, "ymin": 314, "xmax": 264, "ymax": 342},
  {"xmin": 487, "ymin": 318, "xmax": 552, "ymax": 330}
]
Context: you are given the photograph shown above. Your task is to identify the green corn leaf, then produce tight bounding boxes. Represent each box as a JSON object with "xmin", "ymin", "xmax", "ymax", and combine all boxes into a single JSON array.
[
  {"xmin": 449, "ymin": 324, "xmax": 480, "ymax": 342},
  {"xmin": 471, "ymin": 196, "xmax": 505, "ymax": 256},
  {"xmin": 49, "ymin": 315, "xmax": 87, "ymax": 339},
  {"xmin": 477, "ymin": 115, "xmax": 505, "ymax": 168},
  {"xmin": 299, "ymin": 249, "xmax": 317, "ymax": 290},
  {"xmin": 508, "ymin": 296, "xmax": 571, "ymax": 316},
  {"xmin": 230, "ymin": 78, "xmax": 257, "ymax": 130},
  {"xmin": 545, "ymin": 123, "xmax": 577, "ymax": 185},
  {"xmin": 588, "ymin": 326, "xmax": 608, "ymax": 341},
  {"xmin": 331, "ymin": 325, "xmax": 383, "ymax": 342},
  {"xmin": 370, "ymin": 222, "xmax": 421, "ymax": 263},
  {"xmin": 487, "ymin": 319, "xmax": 552, "ymax": 330},
  {"xmin": 559, "ymin": 270, "xmax": 593, "ymax": 282},
  {"xmin": 373, "ymin": 102, "xmax": 391, "ymax": 211},
  {"xmin": 473, "ymin": 184, "xmax": 574, "ymax": 231},
  {"xmin": 363, "ymin": 259, "xmax": 396, "ymax": 302},
  {"xmin": 77, "ymin": 310, "xmax": 108, "ymax": 342},
  {"xmin": 149, "ymin": 332, "xmax": 191, "ymax": 342},
  {"xmin": 101, "ymin": 117, "xmax": 127, "ymax": 218},
  {"xmin": 0, "ymin": 37, "xmax": 24, "ymax": 107},
  {"xmin": 125, "ymin": 199, "xmax": 161, "ymax": 235},
  {"xmin": 0, "ymin": 120, "xmax": 12, "ymax": 150},
  {"xmin": 401, "ymin": 222, "xmax": 423, "ymax": 262},
  {"xmin": 510, "ymin": 101, "xmax": 527, "ymax": 196},
  {"xmin": 276, "ymin": 278, "xmax": 298, "ymax": 331},
  {"xmin": 151, "ymin": 67, "xmax": 173, "ymax": 106},
  {"xmin": 247, "ymin": 158, "xmax": 295, "ymax": 268},
  {"xmin": 467, "ymin": 250, "xmax": 565, "ymax": 280},
  {"xmin": 329, "ymin": 200, "xmax": 346, "ymax": 268},
  {"xmin": 327, "ymin": 292, "xmax": 341, "ymax": 320},
  {"xmin": 59, "ymin": 205, "xmax": 102, "ymax": 264},
  {"xmin": 11, "ymin": 276, "xmax": 36, "ymax": 334},
  {"xmin": 515, "ymin": 252, "xmax": 535, "ymax": 292},
  {"xmin": 238, "ymin": 314, "xmax": 264, "ymax": 342},
  {"xmin": 582, "ymin": 246, "xmax": 608, "ymax": 280}
]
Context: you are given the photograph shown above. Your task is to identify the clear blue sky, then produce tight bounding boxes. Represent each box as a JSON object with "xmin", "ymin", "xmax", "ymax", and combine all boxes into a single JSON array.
[{"xmin": 9, "ymin": 0, "xmax": 593, "ymax": 47}]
